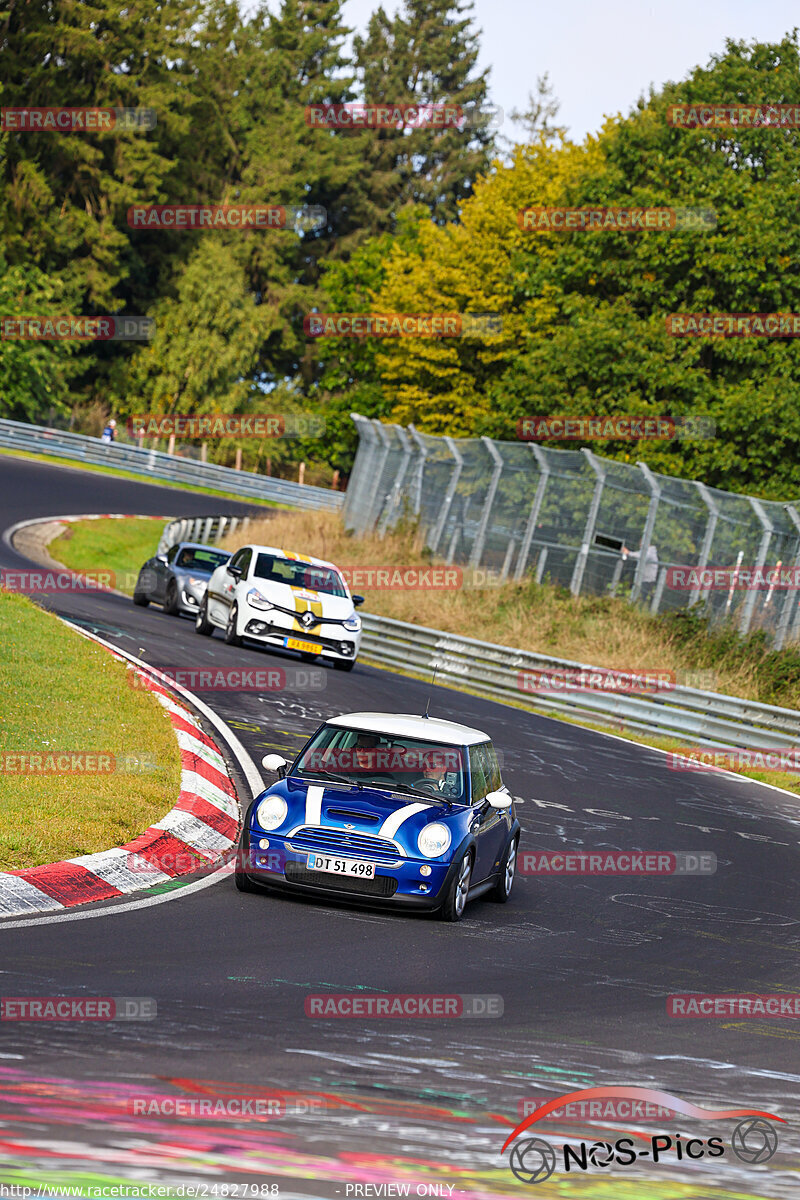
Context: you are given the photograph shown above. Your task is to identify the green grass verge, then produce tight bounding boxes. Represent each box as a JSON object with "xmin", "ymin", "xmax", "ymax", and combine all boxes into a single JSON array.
[
  {"xmin": 51, "ymin": 517, "xmax": 166, "ymax": 596},
  {"xmin": 0, "ymin": 446, "xmax": 293, "ymax": 509},
  {"xmin": 0, "ymin": 590, "xmax": 182, "ymax": 869}
]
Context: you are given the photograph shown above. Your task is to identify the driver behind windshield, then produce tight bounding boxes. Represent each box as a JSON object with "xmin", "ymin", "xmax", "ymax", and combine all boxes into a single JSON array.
[{"xmin": 415, "ymin": 748, "xmax": 461, "ymax": 799}]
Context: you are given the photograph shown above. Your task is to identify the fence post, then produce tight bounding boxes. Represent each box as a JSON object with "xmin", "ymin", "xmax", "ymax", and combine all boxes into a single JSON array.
[
  {"xmin": 407, "ymin": 425, "xmax": 428, "ymax": 517},
  {"xmin": 630, "ymin": 462, "xmax": 662, "ymax": 602},
  {"xmin": 429, "ymin": 436, "xmax": 463, "ymax": 553},
  {"xmin": 570, "ymin": 448, "xmax": 605, "ymax": 597},
  {"xmin": 514, "ymin": 444, "xmax": 550, "ymax": 582},
  {"xmin": 690, "ymin": 482, "xmax": 719, "ymax": 608},
  {"xmin": 775, "ymin": 504, "xmax": 800, "ymax": 650},
  {"xmin": 343, "ymin": 414, "xmax": 380, "ymax": 532},
  {"xmin": 378, "ymin": 425, "xmax": 413, "ymax": 534},
  {"xmin": 739, "ymin": 497, "xmax": 773, "ymax": 636},
  {"xmin": 469, "ymin": 437, "xmax": 503, "ymax": 569}
]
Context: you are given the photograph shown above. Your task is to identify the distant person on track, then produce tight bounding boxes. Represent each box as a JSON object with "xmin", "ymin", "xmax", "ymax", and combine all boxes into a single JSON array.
[{"xmin": 101, "ymin": 418, "xmax": 117, "ymax": 443}]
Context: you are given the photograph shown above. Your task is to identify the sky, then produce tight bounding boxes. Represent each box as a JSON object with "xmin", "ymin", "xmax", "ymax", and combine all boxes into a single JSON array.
[{"xmin": 338, "ymin": 0, "xmax": 797, "ymax": 146}]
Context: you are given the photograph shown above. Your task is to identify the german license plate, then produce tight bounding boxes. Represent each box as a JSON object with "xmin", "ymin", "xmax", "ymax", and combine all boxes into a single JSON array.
[
  {"xmin": 307, "ymin": 853, "xmax": 375, "ymax": 879},
  {"xmin": 285, "ymin": 637, "xmax": 322, "ymax": 654}
]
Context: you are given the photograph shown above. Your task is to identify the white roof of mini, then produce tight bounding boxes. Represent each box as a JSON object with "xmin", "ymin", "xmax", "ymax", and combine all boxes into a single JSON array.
[{"xmin": 326, "ymin": 712, "xmax": 490, "ymax": 746}]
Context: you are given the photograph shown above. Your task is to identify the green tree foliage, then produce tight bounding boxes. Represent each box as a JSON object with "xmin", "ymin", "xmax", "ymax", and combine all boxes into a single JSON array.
[{"xmin": 335, "ymin": 32, "xmax": 800, "ymax": 498}]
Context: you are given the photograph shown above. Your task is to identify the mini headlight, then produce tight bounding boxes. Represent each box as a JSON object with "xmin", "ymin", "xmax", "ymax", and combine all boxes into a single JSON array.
[
  {"xmin": 417, "ymin": 822, "xmax": 451, "ymax": 858},
  {"xmin": 255, "ymin": 795, "xmax": 287, "ymax": 831},
  {"xmin": 247, "ymin": 587, "xmax": 273, "ymax": 611},
  {"xmin": 343, "ymin": 613, "xmax": 361, "ymax": 631}
]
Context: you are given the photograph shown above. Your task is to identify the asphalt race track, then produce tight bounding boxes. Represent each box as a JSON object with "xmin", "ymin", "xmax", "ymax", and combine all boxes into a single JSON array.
[{"xmin": 1, "ymin": 454, "xmax": 799, "ymax": 1197}]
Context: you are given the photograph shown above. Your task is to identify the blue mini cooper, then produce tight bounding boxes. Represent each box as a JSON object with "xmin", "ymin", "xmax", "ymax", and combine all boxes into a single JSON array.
[{"xmin": 235, "ymin": 712, "xmax": 520, "ymax": 921}]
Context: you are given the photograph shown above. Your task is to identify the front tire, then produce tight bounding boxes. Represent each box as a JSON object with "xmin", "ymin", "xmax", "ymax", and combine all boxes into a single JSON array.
[
  {"xmin": 132, "ymin": 575, "xmax": 150, "ymax": 606},
  {"xmin": 224, "ymin": 602, "xmax": 242, "ymax": 647},
  {"xmin": 490, "ymin": 836, "xmax": 518, "ymax": 902},
  {"xmin": 195, "ymin": 596, "xmax": 214, "ymax": 636},
  {"xmin": 439, "ymin": 851, "xmax": 472, "ymax": 922},
  {"xmin": 164, "ymin": 578, "xmax": 180, "ymax": 615}
]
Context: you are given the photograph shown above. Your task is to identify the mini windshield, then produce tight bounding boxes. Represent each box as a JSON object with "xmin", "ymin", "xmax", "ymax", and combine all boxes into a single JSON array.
[
  {"xmin": 176, "ymin": 547, "xmax": 230, "ymax": 571},
  {"xmin": 294, "ymin": 725, "xmax": 466, "ymax": 802},
  {"xmin": 253, "ymin": 553, "xmax": 348, "ymax": 597}
]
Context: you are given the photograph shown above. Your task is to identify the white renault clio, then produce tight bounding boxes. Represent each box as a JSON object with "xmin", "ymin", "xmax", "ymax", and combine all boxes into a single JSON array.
[{"xmin": 195, "ymin": 543, "xmax": 364, "ymax": 671}]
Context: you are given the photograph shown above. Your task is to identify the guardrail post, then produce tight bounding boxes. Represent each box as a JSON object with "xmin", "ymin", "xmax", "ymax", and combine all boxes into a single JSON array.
[
  {"xmin": 429, "ymin": 436, "xmax": 463, "ymax": 553},
  {"xmin": 739, "ymin": 497, "xmax": 773, "ymax": 636},
  {"xmin": 691, "ymin": 482, "xmax": 719, "ymax": 608},
  {"xmin": 202, "ymin": 516, "xmax": 213, "ymax": 543},
  {"xmin": 775, "ymin": 503, "xmax": 800, "ymax": 650},
  {"xmin": 407, "ymin": 426, "xmax": 428, "ymax": 517},
  {"xmin": 631, "ymin": 462, "xmax": 662, "ymax": 602},
  {"xmin": 378, "ymin": 425, "xmax": 413, "ymax": 534},
  {"xmin": 514, "ymin": 444, "xmax": 550, "ymax": 582},
  {"xmin": 570, "ymin": 449, "xmax": 605, "ymax": 596},
  {"xmin": 469, "ymin": 437, "xmax": 504, "ymax": 569}
]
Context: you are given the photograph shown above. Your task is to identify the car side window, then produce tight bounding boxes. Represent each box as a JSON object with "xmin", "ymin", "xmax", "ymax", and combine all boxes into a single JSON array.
[
  {"xmin": 482, "ymin": 743, "xmax": 502, "ymax": 793},
  {"xmin": 237, "ymin": 548, "xmax": 252, "ymax": 578},
  {"xmin": 469, "ymin": 744, "xmax": 489, "ymax": 804},
  {"xmin": 229, "ymin": 548, "xmax": 248, "ymax": 573},
  {"xmin": 166, "ymin": 544, "xmax": 179, "ymax": 564}
]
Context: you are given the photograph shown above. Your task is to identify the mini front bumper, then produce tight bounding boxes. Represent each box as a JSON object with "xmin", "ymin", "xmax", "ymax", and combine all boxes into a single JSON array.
[{"xmin": 240, "ymin": 832, "xmax": 456, "ymax": 909}]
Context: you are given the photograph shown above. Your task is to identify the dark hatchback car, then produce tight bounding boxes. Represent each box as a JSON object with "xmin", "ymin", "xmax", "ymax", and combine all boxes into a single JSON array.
[{"xmin": 133, "ymin": 541, "xmax": 232, "ymax": 616}]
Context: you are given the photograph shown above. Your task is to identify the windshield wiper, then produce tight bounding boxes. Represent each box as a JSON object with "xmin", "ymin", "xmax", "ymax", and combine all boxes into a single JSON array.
[{"xmin": 297, "ymin": 769, "xmax": 363, "ymax": 789}]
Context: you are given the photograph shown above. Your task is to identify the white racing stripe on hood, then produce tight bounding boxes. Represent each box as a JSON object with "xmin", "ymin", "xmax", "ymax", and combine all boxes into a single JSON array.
[
  {"xmin": 305, "ymin": 784, "xmax": 324, "ymax": 826},
  {"xmin": 379, "ymin": 802, "xmax": 429, "ymax": 840}
]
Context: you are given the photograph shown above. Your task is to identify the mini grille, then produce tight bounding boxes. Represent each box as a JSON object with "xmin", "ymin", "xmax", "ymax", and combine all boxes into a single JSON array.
[
  {"xmin": 285, "ymin": 863, "xmax": 397, "ymax": 897},
  {"xmin": 289, "ymin": 826, "xmax": 401, "ymax": 858}
]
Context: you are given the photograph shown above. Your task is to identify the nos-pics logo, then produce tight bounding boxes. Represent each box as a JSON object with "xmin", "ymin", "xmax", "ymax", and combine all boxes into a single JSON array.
[{"xmin": 502, "ymin": 1087, "xmax": 783, "ymax": 1184}]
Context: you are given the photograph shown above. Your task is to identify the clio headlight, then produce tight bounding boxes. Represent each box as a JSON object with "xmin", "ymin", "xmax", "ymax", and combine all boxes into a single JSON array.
[
  {"xmin": 343, "ymin": 613, "xmax": 361, "ymax": 632},
  {"xmin": 247, "ymin": 587, "xmax": 274, "ymax": 611},
  {"xmin": 255, "ymin": 795, "xmax": 287, "ymax": 831},
  {"xmin": 417, "ymin": 822, "xmax": 451, "ymax": 858}
]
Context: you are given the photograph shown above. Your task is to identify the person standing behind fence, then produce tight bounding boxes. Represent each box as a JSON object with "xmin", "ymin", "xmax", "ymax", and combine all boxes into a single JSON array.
[
  {"xmin": 622, "ymin": 541, "xmax": 659, "ymax": 602},
  {"xmin": 101, "ymin": 418, "xmax": 117, "ymax": 443}
]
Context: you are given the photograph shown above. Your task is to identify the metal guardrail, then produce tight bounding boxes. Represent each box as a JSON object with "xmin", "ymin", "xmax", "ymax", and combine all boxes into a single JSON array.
[
  {"xmin": 150, "ymin": 508, "xmax": 800, "ymax": 753},
  {"xmin": 157, "ymin": 515, "xmax": 253, "ymax": 555},
  {"xmin": 0, "ymin": 417, "xmax": 344, "ymax": 512},
  {"xmin": 359, "ymin": 613, "xmax": 800, "ymax": 752}
]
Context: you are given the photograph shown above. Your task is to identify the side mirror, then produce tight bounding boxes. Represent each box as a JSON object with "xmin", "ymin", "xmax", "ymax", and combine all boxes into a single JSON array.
[
  {"xmin": 156, "ymin": 554, "xmax": 168, "ymax": 565},
  {"xmin": 262, "ymin": 753, "xmax": 288, "ymax": 777},
  {"xmin": 485, "ymin": 789, "xmax": 512, "ymax": 810},
  {"xmin": 228, "ymin": 564, "xmax": 242, "ymax": 578},
  {"xmin": 352, "ymin": 595, "xmax": 365, "ymax": 607}
]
